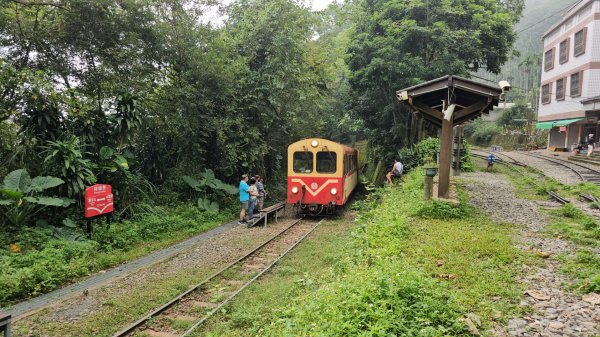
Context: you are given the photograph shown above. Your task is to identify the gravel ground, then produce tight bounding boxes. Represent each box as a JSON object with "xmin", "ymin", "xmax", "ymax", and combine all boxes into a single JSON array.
[
  {"xmin": 463, "ymin": 172, "xmax": 600, "ymax": 337},
  {"xmin": 14, "ymin": 214, "xmax": 300, "ymax": 336},
  {"xmin": 493, "ymin": 150, "xmax": 600, "ymax": 229}
]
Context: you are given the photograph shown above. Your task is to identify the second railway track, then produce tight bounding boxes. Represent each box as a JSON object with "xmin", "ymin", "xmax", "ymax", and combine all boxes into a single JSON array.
[
  {"xmin": 113, "ymin": 216, "xmax": 323, "ymax": 337},
  {"xmin": 472, "ymin": 150, "xmax": 572, "ymax": 204},
  {"xmin": 516, "ymin": 151, "xmax": 600, "ymax": 185}
]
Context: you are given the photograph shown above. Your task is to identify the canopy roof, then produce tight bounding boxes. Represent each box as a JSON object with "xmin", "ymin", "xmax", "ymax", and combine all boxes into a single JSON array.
[
  {"xmin": 396, "ymin": 75, "xmax": 502, "ymax": 127},
  {"xmin": 535, "ymin": 118, "xmax": 582, "ymax": 129}
]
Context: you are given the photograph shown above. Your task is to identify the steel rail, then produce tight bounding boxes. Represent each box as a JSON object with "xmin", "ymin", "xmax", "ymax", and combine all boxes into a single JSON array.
[
  {"xmin": 519, "ymin": 152, "xmax": 600, "ymax": 184},
  {"xmin": 490, "ymin": 151, "xmax": 527, "ymax": 167},
  {"xmin": 471, "ymin": 152, "xmax": 569, "ymax": 204},
  {"xmin": 581, "ymin": 193, "xmax": 598, "ymax": 203},
  {"xmin": 518, "ymin": 152, "xmax": 586, "ymax": 181},
  {"xmin": 112, "ymin": 216, "xmax": 309, "ymax": 337},
  {"xmin": 181, "ymin": 218, "xmax": 324, "ymax": 336}
]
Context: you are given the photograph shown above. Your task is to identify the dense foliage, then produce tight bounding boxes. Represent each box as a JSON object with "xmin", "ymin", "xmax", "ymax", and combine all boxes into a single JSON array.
[
  {"xmin": 0, "ymin": 205, "xmax": 229, "ymax": 305},
  {"xmin": 464, "ymin": 101, "xmax": 534, "ymax": 146},
  {"xmin": 0, "ymin": 0, "xmax": 522, "ymax": 219},
  {"xmin": 346, "ymin": 0, "xmax": 523, "ymax": 161},
  {"xmin": 0, "ymin": 0, "xmax": 356, "ymax": 222},
  {"xmin": 397, "ymin": 137, "xmax": 474, "ymax": 173},
  {"xmin": 0, "ymin": 0, "xmax": 522, "ymax": 303}
]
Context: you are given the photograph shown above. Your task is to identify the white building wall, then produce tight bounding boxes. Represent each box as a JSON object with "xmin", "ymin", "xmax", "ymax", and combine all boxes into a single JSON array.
[
  {"xmin": 539, "ymin": 1, "xmax": 599, "ymax": 121},
  {"xmin": 587, "ymin": 69, "xmax": 600, "ymax": 97}
]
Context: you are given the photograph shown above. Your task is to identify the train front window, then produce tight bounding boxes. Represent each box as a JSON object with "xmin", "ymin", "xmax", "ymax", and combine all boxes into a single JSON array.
[
  {"xmin": 316, "ymin": 152, "xmax": 337, "ymax": 173},
  {"xmin": 293, "ymin": 152, "xmax": 313, "ymax": 173}
]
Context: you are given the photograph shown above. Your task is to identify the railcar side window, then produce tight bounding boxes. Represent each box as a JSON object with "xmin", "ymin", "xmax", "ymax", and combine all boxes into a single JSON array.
[
  {"xmin": 293, "ymin": 152, "xmax": 313, "ymax": 173},
  {"xmin": 316, "ymin": 152, "xmax": 337, "ymax": 173}
]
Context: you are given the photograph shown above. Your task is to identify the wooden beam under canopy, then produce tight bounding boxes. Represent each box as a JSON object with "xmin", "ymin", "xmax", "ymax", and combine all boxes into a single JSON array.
[{"xmin": 397, "ymin": 75, "xmax": 502, "ymax": 199}]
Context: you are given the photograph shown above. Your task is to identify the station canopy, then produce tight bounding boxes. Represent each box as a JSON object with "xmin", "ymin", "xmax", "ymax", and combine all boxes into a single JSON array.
[
  {"xmin": 535, "ymin": 118, "xmax": 583, "ymax": 129},
  {"xmin": 396, "ymin": 75, "xmax": 502, "ymax": 127}
]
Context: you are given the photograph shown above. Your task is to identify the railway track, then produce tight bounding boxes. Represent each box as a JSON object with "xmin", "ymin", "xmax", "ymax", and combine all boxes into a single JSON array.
[
  {"xmin": 471, "ymin": 151, "xmax": 570, "ymax": 204},
  {"xmin": 113, "ymin": 217, "xmax": 323, "ymax": 337},
  {"xmin": 515, "ymin": 152, "xmax": 600, "ymax": 185}
]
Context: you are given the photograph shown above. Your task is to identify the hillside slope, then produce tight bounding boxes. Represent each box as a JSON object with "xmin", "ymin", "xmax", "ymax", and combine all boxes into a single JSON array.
[{"xmin": 475, "ymin": 0, "xmax": 578, "ymax": 97}]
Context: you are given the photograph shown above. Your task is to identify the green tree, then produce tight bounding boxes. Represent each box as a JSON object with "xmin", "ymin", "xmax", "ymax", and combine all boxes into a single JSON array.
[
  {"xmin": 346, "ymin": 0, "xmax": 523, "ymax": 159},
  {"xmin": 497, "ymin": 101, "xmax": 529, "ymax": 128}
]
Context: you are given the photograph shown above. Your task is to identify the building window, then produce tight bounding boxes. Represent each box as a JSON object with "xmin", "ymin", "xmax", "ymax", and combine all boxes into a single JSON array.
[
  {"xmin": 574, "ymin": 28, "xmax": 587, "ymax": 56},
  {"xmin": 559, "ymin": 39, "xmax": 570, "ymax": 64},
  {"xmin": 544, "ymin": 48, "xmax": 555, "ymax": 71},
  {"xmin": 556, "ymin": 78, "xmax": 565, "ymax": 101},
  {"xmin": 542, "ymin": 83, "xmax": 552, "ymax": 104},
  {"xmin": 570, "ymin": 72, "xmax": 582, "ymax": 97}
]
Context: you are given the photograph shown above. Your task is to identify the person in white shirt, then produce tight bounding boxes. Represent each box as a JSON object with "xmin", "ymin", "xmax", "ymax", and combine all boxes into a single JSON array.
[
  {"xmin": 386, "ymin": 159, "xmax": 403, "ymax": 185},
  {"xmin": 587, "ymin": 134, "xmax": 595, "ymax": 157}
]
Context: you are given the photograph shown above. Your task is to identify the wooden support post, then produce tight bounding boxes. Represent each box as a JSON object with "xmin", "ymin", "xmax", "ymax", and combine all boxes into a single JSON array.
[
  {"xmin": 424, "ymin": 176, "xmax": 433, "ymax": 201},
  {"xmin": 438, "ymin": 105, "xmax": 455, "ymax": 199},
  {"xmin": 454, "ymin": 125, "xmax": 463, "ymax": 177},
  {"xmin": 0, "ymin": 312, "xmax": 11, "ymax": 337}
]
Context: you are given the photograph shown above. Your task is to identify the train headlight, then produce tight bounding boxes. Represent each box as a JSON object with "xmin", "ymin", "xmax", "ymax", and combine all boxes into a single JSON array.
[
  {"xmin": 330, "ymin": 187, "xmax": 338, "ymax": 195},
  {"xmin": 291, "ymin": 186, "xmax": 299, "ymax": 194},
  {"xmin": 311, "ymin": 140, "xmax": 319, "ymax": 148}
]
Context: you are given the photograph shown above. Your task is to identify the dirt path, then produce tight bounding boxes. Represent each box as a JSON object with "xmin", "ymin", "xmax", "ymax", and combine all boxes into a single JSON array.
[
  {"xmin": 463, "ymin": 172, "xmax": 599, "ymax": 337},
  {"xmin": 13, "ymin": 215, "xmax": 299, "ymax": 337}
]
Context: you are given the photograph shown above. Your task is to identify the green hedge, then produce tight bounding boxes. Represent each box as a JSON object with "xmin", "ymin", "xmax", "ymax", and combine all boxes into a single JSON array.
[{"xmin": 0, "ymin": 205, "xmax": 230, "ymax": 305}]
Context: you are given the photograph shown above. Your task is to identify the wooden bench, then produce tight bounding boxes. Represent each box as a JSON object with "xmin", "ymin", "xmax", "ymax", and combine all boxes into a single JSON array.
[
  {"xmin": 248, "ymin": 202, "xmax": 286, "ymax": 227},
  {"xmin": 0, "ymin": 312, "xmax": 11, "ymax": 337}
]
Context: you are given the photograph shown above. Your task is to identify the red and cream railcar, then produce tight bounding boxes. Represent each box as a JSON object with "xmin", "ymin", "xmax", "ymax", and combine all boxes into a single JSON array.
[{"xmin": 287, "ymin": 138, "xmax": 359, "ymax": 215}]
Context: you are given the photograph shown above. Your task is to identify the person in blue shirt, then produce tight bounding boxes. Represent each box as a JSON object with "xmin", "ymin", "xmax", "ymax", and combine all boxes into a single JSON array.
[
  {"xmin": 487, "ymin": 154, "xmax": 496, "ymax": 170},
  {"xmin": 239, "ymin": 174, "xmax": 249, "ymax": 225}
]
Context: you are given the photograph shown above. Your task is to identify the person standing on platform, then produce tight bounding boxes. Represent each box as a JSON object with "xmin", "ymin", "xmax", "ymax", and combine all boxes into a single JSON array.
[
  {"xmin": 255, "ymin": 175, "xmax": 266, "ymax": 210},
  {"xmin": 247, "ymin": 178, "xmax": 259, "ymax": 226},
  {"xmin": 587, "ymin": 134, "xmax": 595, "ymax": 157},
  {"xmin": 238, "ymin": 174, "xmax": 249, "ymax": 225}
]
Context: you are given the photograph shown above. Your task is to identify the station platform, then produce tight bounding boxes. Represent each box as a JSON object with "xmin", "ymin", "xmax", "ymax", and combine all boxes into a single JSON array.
[{"xmin": 247, "ymin": 202, "xmax": 286, "ymax": 227}]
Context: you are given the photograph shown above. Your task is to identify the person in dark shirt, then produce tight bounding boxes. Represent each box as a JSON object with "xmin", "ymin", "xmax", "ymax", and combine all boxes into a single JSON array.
[{"xmin": 255, "ymin": 175, "xmax": 266, "ymax": 210}]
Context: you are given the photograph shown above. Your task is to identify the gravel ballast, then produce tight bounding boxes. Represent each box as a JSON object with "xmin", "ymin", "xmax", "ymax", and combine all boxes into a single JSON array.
[{"xmin": 463, "ymin": 172, "xmax": 600, "ymax": 337}]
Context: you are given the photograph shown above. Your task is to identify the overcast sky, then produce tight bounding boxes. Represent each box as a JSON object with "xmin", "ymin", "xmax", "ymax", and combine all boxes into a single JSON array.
[
  {"xmin": 203, "ymin": 0, "xmax": 339, "ymax": 25},
  {"xmin": 306, "ymin": 0, "xmax": 337, "ymax": 11}
]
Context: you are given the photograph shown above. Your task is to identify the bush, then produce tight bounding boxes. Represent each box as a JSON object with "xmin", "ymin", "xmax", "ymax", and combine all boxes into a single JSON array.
[
  {"xmin": 0, "ymin": 204, "xmax": 231, "ymax": 305},
  {"xmin": 584, "ymin": 275, "xmax": 600, "ymax": 293},
  {"xmin": 464, "ymin": 119, "xmax": 502, "ymax": 146},
  {"xmin": 416, "ymin": 200, "xmax": 471, "ymax": 219},
  {"xmin": 276, "ymin": 266, "xmax": 468, "ymax": 336},
  {"xmin": 0, "ymin": 239, "xmax": 98, "ymax": 304},
  {"xmin": 497, "ymin": 101, "xmax": 529, "ymax": 129},
  {"xmin": 397, "ymin": 137, "xmax": 440, "ymax": 172},
  {"xmin": 397, "ymin": 137, "xmax": 474, "ymax": 174},
  {"xmin": 557, "ymin": 204, "xmax": 583, "ymax": 218}
]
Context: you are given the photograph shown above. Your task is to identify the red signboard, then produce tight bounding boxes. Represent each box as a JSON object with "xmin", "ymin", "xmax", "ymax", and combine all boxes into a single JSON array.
[
  {"xmin": 559, "ymin": 126, "xmax": 567, "ymax": 132},
  {"xmin": 85, "ymin": 184, "xmax": 114, "ymax": 218}
]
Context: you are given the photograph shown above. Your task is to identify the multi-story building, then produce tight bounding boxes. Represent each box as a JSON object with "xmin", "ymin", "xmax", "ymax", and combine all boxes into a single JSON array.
[{"xmin": 538, "ymin": 0, "xmax": 600, "ymax": 150}]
